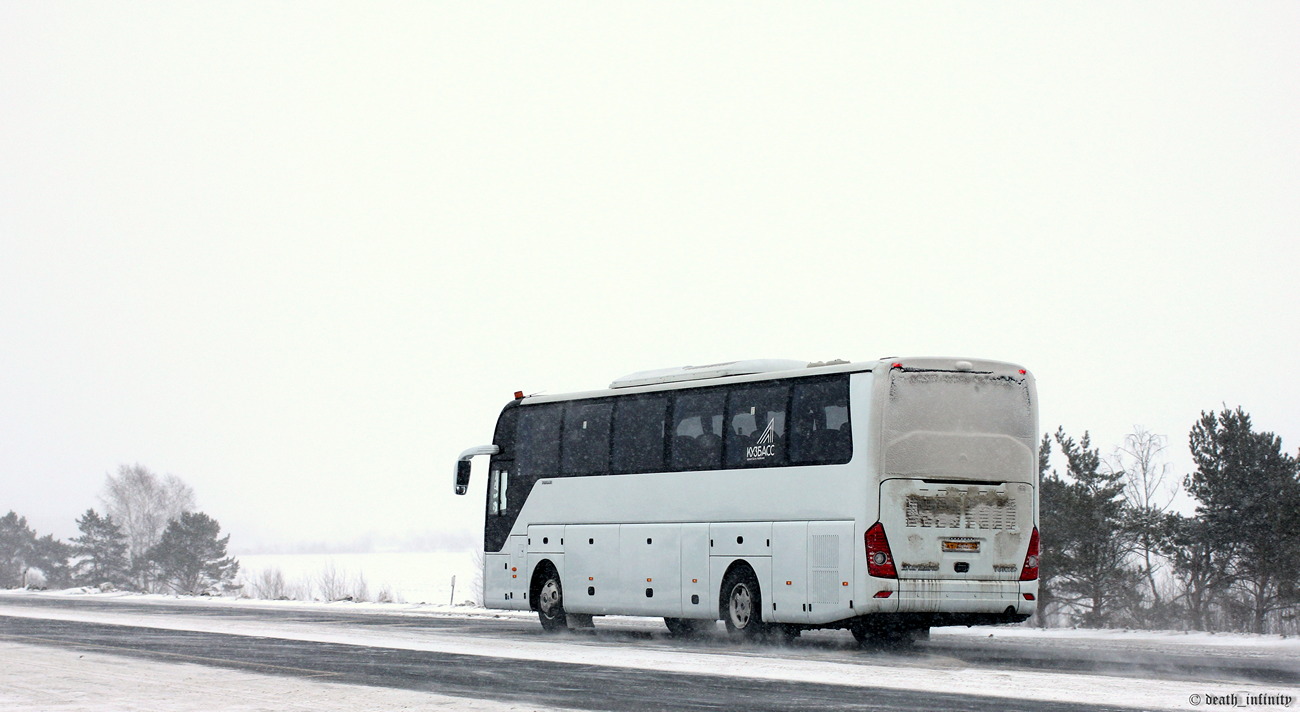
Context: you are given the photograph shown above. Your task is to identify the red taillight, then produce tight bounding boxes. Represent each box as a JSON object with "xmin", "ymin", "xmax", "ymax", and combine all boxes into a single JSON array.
[
  {"xmin": 1018, "ymin": 369, "xmax": 1027, "ymax": 375},
  {"xmin": 865, "ymin": 522, "xmax": 897, "ymax": 579},
  {"xmin": 1019, "ymin": 527, "xmax": 1040, "ymax": 581},
  {"xmin": 890, "ymin": 362, "xmax": 903, "ymax": 369}
]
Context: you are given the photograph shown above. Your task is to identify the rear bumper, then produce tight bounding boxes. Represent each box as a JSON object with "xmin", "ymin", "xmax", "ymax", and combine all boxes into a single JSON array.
[{"xmin": 893, "ymin": 578, "xmax": 1037, "ymax": 617}]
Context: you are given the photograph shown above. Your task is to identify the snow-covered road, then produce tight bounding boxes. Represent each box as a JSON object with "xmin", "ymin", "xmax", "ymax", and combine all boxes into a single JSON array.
[{"xmin": 2, "ymin": 591, "xmax": 1297, "ymax": 711}]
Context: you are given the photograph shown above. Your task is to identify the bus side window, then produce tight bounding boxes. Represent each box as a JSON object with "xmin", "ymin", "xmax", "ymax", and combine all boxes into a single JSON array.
[
  {"xmin": 562, "ymin": 400, "xmax": 613, "ymax": 476},
  {"xmin": 789, "ymin": 377, "xmax": 852, "ymax": 465},
  {"xmin": 725, "ymin": 385, "xmax": 788, "ymax": 468},
  {"xmin": 517, "ymin": 404, "xmax": 563, "ymax": 477},
  {"xmin": 611, "ymin": 396, "xmax": 668, "ymax": 474},
  {"xmin": 670, "ymin": 389, "xmax": 725, "ymax": 471}
]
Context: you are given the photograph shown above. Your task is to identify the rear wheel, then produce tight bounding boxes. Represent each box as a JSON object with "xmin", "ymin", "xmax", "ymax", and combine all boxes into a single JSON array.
[
  {"xmin": 535, "ymin": 569, "xmax": 567, "ymax": 632},
  {"xmin": 721, "ymin": 566, "xmax": 766, "ymax": 639}
]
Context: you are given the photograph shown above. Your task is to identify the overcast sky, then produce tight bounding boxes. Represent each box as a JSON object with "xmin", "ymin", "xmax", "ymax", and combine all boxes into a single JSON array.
[{"xmin": 3, "ymin": 3, "xmax": 1297, "ymax": 552}]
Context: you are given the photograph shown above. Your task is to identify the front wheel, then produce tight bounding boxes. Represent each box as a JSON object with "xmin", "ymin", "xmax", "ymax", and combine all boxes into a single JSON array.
[
  {"xmin": 536, "ymin": 570, "xmax": 567, "ymax": 632},
  {"xmin": 721, "ymin": 566, "xmax": 767, "ymax": 639}
]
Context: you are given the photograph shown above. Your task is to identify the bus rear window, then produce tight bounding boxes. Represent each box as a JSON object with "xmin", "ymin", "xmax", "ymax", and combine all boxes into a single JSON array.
[{"xmin": 886, "ymin": 371, "xmax": 1031, "ymax": 439}]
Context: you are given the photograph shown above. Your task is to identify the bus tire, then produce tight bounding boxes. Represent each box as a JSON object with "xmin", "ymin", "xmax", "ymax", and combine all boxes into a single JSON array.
[
  {"xmin": 534, "ymin": 566, "xmax": 567, "ymax": 632},
  {"xmin": 720, "ymin": 565, "xmax": 766, "ymax": 640}
]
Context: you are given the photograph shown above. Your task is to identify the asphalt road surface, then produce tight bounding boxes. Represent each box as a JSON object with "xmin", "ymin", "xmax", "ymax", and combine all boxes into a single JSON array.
[{"xmin": 2, "ymin": 596, "xmax": 1294, "ymax": 712}]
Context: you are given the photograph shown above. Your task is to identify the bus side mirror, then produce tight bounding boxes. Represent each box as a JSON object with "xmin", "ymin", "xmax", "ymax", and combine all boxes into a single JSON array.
[
  {"xmin": 455, "ymin": 460, "xmax": 472, "ymax": 495},
  {"xmin": 453, "ymin": 444, "xmax": 498, "ymax": 496}
]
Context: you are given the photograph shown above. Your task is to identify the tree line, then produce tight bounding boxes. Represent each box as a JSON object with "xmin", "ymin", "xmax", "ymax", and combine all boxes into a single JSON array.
[
  {"xmin": 1, "ymin": 464, "xmax": 238, "ymax": 595},
  {"xmin": 1040, "ymin": 406, "xmax": 1300, "ymax": 634}
]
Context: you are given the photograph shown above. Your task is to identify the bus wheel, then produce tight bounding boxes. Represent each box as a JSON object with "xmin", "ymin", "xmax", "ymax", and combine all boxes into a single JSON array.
[
  {"xmin": 664, "ymin": 617, "xmax": 708, "ymax": 637},
  {"xmin": 721, "ymin": 567, "xmax": 766, "ymax": 639},
  {"xmin": 536, "ymin": 569, "xmax": 567, "ymax": 632}
]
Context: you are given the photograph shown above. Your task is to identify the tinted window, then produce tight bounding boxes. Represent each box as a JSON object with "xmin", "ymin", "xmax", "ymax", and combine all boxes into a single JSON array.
[
  {"xmin": 611, "ymin": 396, "xmax": 668, "ymax": 474},
  {"xmin": 670, "ymin": 389, "xmax": 725, "ymax": 471},
  {"xmin": 725, "ymin": 385, "xmax": 788, "ymax": 468},
  {"xmin": 562, "ymin": 401, "xmax": 612, "ymax": 475},
  {"xmin": 516, "ymin": 404, "xmax": 562, "ymax": 477},
  {"xmin": 789, "ymin": 377, "xmax": 852, "ymax": 465}
]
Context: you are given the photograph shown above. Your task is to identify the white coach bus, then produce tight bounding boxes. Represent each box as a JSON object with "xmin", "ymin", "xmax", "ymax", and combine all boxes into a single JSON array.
[{"xmin": 453, "ymin": 357, "xmax": 1039, "ymax": 643}]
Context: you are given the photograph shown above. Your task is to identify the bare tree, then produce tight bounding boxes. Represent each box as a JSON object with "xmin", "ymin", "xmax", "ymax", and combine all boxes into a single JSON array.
[
  {"xmin": 1111, "ymin": 427, "xmax": 1179, "ymax": 622},
  {"xmin": 100, "ymin": 464, "xmax": 195, "ymax": 589}
]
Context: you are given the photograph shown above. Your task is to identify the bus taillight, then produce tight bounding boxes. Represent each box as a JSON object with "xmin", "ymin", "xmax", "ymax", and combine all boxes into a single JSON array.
[
  {"xmin": 1019, "ymin": 527, "xmax": 1040, "ymax": 581},
  {"xmin": 865, "ymin": 522, "xmax": 897, "ymax": 579}
]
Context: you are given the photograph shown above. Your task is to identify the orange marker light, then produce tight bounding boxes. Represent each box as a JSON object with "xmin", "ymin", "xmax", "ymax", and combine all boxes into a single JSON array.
[{"xmin": 514, "ymin": 390, "xmax": 525, "ymax": 399}]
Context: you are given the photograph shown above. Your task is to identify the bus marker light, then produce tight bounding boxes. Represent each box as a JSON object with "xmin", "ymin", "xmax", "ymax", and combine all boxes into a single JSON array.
[
  {"xmin": 786, "ymin": 581, "xmax": 792, "ymax": 586},
  {"xmin": 589, "ymin": 577, "xmax": 594, "ymax": 581},
  {"xmin": 873, "ymin": 591, "xmax": 893, "ymax": 598},
  {"xmin": 1018, "ymin": 370, "xmax": 1027, "ymax": 375},
  {"xmin": 1023, "ymin": 593, "xmax": 1035, "ymax": 601},
  {"xmin": 514, "ymin": 391, "xmax": 524, "ymax": 399},
  {"xmin": 842, "ymin": 582, "xmax": 849, "ymax": 586},
  {"xmin": 646, "ymin": 578, "xmax": 652, "ymax": 582},
  {"xmin": 891, "ymin": 363, "xmax": 903, "ymax": 369},
  {"xmin": 692, "ymin": 579, "xmax": 698, "ymax": 583}
]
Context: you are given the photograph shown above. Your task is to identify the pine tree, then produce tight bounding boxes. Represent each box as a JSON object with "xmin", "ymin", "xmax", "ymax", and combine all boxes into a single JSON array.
[
  {"xmin": 1041, "ymin": 428, "xmax": 1140, "ymax": 627},
  {"xmin": 1185, "ymin": 407, "xmax": 1300, "ymax": 633},
  {"xmin": 32, "ymin": 535, "xmax": 72, "ymax": 589},
  {"xmin": 147, "ymin": 512, "xmax": 239, "ymax": 595},
  {"xmin": 0, "ymin": 511, "xmax": 37, "ymax": 588},
  {"xmin": 71, "ymin": 509, "xmax": 130, "ymax": 588}
]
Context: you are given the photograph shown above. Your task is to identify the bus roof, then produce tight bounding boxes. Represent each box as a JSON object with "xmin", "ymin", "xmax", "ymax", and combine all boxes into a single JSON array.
[{"xmin": 513, "ymin": 356, "xmax": 1030, "ymax": 406}]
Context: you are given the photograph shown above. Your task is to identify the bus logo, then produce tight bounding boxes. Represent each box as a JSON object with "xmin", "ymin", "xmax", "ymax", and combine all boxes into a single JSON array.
[{"xmin": 746, "ymin": 418, "xmax": 778, "ymax": 461}]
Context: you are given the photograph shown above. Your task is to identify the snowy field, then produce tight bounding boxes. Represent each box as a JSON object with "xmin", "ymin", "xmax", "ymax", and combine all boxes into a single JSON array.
[
  {"xmin": 235, "ymin": 550, "xmax": 479, "ymax": 604},
  {"xmin": 2, "ymin": 589, "xmax": 1298, "ymax": 712}
]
